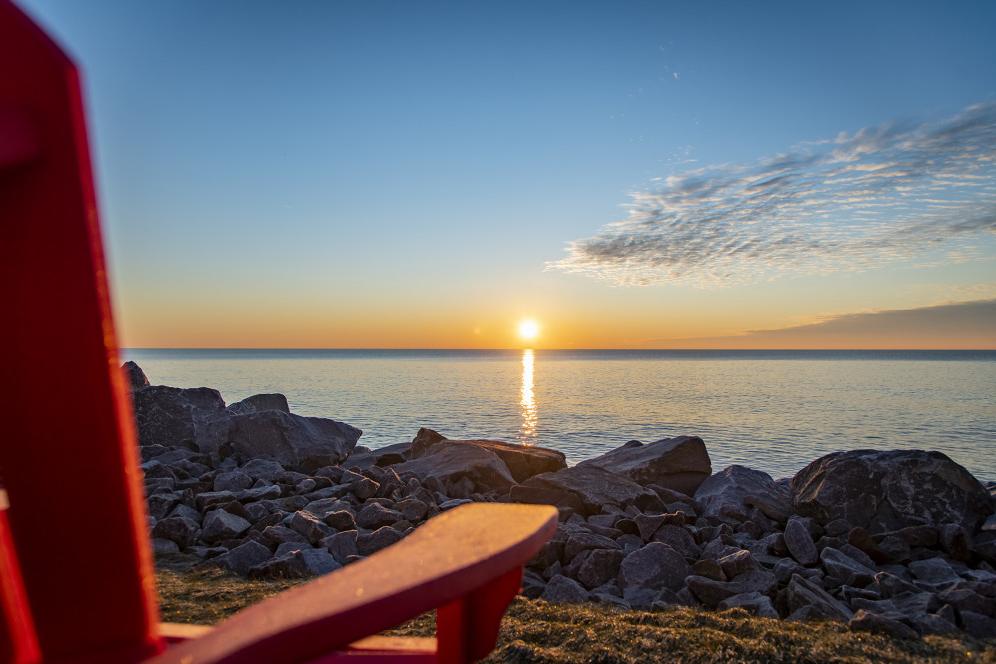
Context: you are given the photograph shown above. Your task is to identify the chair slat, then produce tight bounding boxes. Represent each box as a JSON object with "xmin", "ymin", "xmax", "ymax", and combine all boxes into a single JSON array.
[{"xmin": 0, "ymin": 4, "xmax": 162, "ymax": 661}]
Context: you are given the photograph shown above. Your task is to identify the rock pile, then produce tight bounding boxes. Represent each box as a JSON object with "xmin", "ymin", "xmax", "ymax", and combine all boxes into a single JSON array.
[{"xmin": 128, "ymin": 362, "xmax": 996, "ymax": 640}]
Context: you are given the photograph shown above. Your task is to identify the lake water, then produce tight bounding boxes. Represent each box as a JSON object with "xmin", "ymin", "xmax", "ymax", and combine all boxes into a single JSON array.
[{"xmin": 123, "ymin": 349, "xmax": 996, "ymax": 482}]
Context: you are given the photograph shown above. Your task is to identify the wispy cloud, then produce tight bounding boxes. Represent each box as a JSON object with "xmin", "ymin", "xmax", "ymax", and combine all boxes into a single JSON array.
[{"xmin": 550, "ymin": 102, "xmax": 996, "ymax": 286}]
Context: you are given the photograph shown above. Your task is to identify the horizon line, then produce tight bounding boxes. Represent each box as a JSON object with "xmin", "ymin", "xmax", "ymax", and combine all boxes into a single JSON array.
[{"xmin": 120, "ymin": 346, "xmax": 996, "ymax": 352}]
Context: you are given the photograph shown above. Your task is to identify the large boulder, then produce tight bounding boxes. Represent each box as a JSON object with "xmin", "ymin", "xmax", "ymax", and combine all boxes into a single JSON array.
[
  {"xmin": 392, "ymin": 442, "xmax": 515, "ymax": 496},
  {"xmin": 511, "ymin": 465, "xmax": 664, "ymax": 516},
  {"xmin": 122, "ymin": 361, "xmax": 149, "ymax": 391},
  {"xmin": 408, "ymin": 428, "xmax": 566, "ymax": 483},
  {"xmin": 694, "ymin": 465, "xmax": 790, "ymax": 521},
  {"xmin": 791, "ymin": 450, "xmax": 993, "ymax": 533},
  {"xmin": 580, "ymin": 435, "xmax": 711, "ymax": 495},
  {"xmin": 224, "ymin": 410, "xmax": 361, "ymax": 473},
  {"xmin": 131, "ymin": 384, "xmax": 228, "ymax": 450},
  {"xmin": 227, "ymin": 393, "xmax": 290, "ymax": 415}
]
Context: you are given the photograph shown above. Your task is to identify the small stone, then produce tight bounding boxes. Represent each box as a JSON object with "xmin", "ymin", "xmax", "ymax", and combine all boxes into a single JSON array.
[
  {"xmin": 692, "ymin": 558, "xmax": 726, "ymax": 582},
  {"xmin": 216, "ymin": 540, "xmax": 272, "ymax": 576},
  {"xmin": 356, "ymin": 503, "xmax": 403, "ymax": 530},
  {"xmin": 618, "ymin": 543, "xmax": 690, "ymax": 592},
  {"xmin": 289, "ymin": 510, "xmax": 333, "ymax": 544},
  {"xmin": 323, "ymin": 530, "xmax": 359, "ymax": 563},
  {"xmin": 151, "ymin": 538, "xmax": 180, "ymax": 555},
  {"xmin": 214, "ymin": 471, "xmax": 253, "ymax": 492},
  {"xmin": 719, "ymin": 549, "xmax": 758, "ymax": 579},
  {"xmin": 849, "ymin": 609, "xmax": 918, "ymax": 640},
  {"xmin": 324, "ymin": 510, "xmax": 358, "ymax": 531},
  {"xmin": 820, "ymin": 547, "xmax": 876, "ymax": 586},
  {"xmin": 352, "ymin": 478, "xmax": 380, "ymax": 500},
  {"xmin": 908, "ymin": 557, "xmax": 959, "ymax": 586},
  {"xmin": 718, "ymin": 591, "xmax": 778, "ymax": 618},
  {"xmin": 396, "ymin": 498, "xmax": 429, "ymax": 522},
  {"xmin": 356, "ymin": 526, "xmax": 404, "ymax": 555},
  {"xmin": 540, "ymin": 575, "xmax": 589, "ymax": 603},
  {"xmin": 249, "ymin": 548, "xmax": 340, "ymax": 579},
  {"xmin": 564, "ymin": 531, "xmax": 620, "ymax": 561},
  {"xmin": 576, "ymin": 549, "xmax": 625, "ymax": 589},
  {"xmin": 201, "ymin": 509, "xmax": 251, "ymax": 543},
  {"xmin": 152, "ymin": 517, "xmax": 200, "ymax": 549},
  {"xmin": 784, "ymin": 517, "xmax": 819, "ymax": 566}
]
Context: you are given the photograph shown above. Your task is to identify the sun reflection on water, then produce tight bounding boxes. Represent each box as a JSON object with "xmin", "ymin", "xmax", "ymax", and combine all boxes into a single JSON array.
[{"xmin": 519, "ymin": 349, "xmax": 537, "ymax": 444}]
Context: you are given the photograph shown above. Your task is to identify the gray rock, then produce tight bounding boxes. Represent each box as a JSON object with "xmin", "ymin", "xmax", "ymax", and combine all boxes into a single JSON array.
[
  {"xmin": 215, "ymin": 540, "xmax": 272, "ymax": 576},
  {"xmin": 396, "ymin": 498, "xmax": 429, "ymax": 522},
  {"xmin": 240, "ymin": 459, "xmax": 287, "ymax": 482},
  {"xmin": 651, "ymin": 525, "xmax": 699, "ymax": 560},
  {"xmin": 820, "ymin": 547, "xmax": 877, "ymax": 587},
  {"xmin": 356, "ymin": 503, "xmax": 403, "ymax": 530},
  {"xmin": 908, "ymin": 557, "xmax": 959, "ymax": 586},
  {"xmin": 540, "ymin": 574, "xmax": 589, "ymax": 603},
  {"xmin": 792, "ymin": 449, "xmax": 993, "ymax": 533},
  {"xmin": 225, "ymin": 410, "xmax": 361, "ymax": 472},
  {"xmin": 784, "ymin": 516, "xmax": 819, "ymax": 566},
  {"xmin": 214, "ymin": 470, "xmax": 253, "ymax": 492},
  {"xmin": 151, "ymin": 538, "xmax": 180, "ymax": 555},
  {"xmin": 122, "ymin": 361, "xmax": 150, "ymax": 390},
  {"xmin": 848, "ymin": 609, "xmax": 918, "ymax": 640},
  {"xmin": 686, "ymin": 569, "xmax": 776, "ymax": 609},
  {"xmin": 392, "ymin": 442, "xmax": 515, "ymax": 497},
  {"xmin": 634, "ymin": 513, "xmax": 668, "ymax": 541},
  {"xmin": 718, "ymin": 591, "xmax": 779, "ymax": 618},
  {"xmin": 261, "ymin": 525, "xmax": 309, "ymax": 547},
  {"xmin": 564, "ymin": 531, "xmax": 620, "ymax": 561},
  {"xmin": 408, "ymin": 428, "xmax": 566, "ymax": 482},
  {"xmin": 694, "ymin": 465, "xmax": 790, "ymax": 521},
  {"xmin": 618, "ymin": 543, "xmax": 690, "ymax": 592},
  {"xmin": 249, "ymin": 548, "xmax": 340, "ymax": 579},
  {"xmin": 718, "ymin": 550, "xmax": 758, "ymax": 579},
  {"xmin": 132, "ymin": 385, "xmax": 228, "ymax": 450},
  {"xmin": 323, "ymin": 530, "xmax": 359, "ymax": 563},
  {"xmin": 692, "ymin": 558, "xmax": 726, "ymax": 582},
  {"xmin": 961, "ymin": 611, "xmax": 996, "ymax": 639},
  {"xmin": 579, "ymin": 435, "xmax": 711, "ymax": 496},
  {"xmin": 227, "ymin": 393, "xmax": 290, "ymax": 415},
  {"xmin": 201, "ymin": 509, "xmax": 251, "ymax": 543},
  {"xmin": 324, "ymin": 510, "xmax": 358, "ymax": 531},
  {"xmin": 195, "ymin": 491, "xmax": 238, "ymax": 511},
  {"xmin": 152, "ymin": 517, "xmax": 200, "ymax": 549},
  {"xmin": 289, "ymin": 510, "xmax": 333, "ymax": 544},
  {"xmin": 356, "ymin": 526, "xmax": 404, "ymax": 555},
  {"xmin": 512, "ymin": 465, "xmax": 663, "ymax": 516},
  {"xmin": 576, "ymin": 549, "xmax": 625, "ymax": 589},
  {"xmin": 785, "ymin": 574, "xmax": 853, "ymax": 622},
  {"xmin": 237, "ymin": 485, "xmax": 282, "ymax": 503}
]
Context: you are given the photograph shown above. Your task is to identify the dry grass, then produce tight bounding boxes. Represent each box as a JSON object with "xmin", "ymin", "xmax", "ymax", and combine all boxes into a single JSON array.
[{"xmin": 156, "ymin": 568, "xmax": 996, "ymax": 663}]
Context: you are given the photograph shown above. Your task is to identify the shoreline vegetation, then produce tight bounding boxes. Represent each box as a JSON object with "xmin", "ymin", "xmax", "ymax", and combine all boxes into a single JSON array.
[
  {"xmin": 126, "ymin": 361, "xmax": 996, "ymax": 659},
  {"xmin": 157, "ymin": 567, "xmax": 995, "ymax": 663}
]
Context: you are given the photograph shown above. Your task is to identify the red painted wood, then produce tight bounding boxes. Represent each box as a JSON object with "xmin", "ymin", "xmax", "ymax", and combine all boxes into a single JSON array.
[
  {"xmin": 0, "ymin": 495, "xmax": 41, "ymax": 664},
  {"xmin": 0, "ymin": 5, "xmax": 556, "ymax": 662},
  {"xmin": 149, "ymin": 503, "xmax": 557, "ymax": 664},
  {"xmin": 0, "ymin": 2, "xmax": 162, "ymax": 661}
]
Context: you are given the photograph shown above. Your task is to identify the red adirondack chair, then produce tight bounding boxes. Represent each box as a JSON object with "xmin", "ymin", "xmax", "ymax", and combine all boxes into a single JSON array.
[{"xmin": 0, "ymin": 3, "xmax": 557, "ymax": 662}]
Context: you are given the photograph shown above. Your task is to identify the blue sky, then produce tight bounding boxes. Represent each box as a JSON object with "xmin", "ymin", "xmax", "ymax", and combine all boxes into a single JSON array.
[{"xmin": 19, "ymin": 0, "xmax": 996, "ymax": 347}]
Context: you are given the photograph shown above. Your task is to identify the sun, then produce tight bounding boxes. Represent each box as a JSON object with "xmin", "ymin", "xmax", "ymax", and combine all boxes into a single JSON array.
[{"xmin": 517, "ymin": 318, "xmax": 540, "ymax": 343}]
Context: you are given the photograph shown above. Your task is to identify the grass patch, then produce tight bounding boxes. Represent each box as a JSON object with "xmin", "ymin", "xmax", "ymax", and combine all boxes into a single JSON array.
[{"xmin": 156, "ymin": 568, "xmax": 996, "ymax": 663}]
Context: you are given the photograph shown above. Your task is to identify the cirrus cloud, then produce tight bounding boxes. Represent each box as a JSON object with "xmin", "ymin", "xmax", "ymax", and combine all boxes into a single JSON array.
[{"xmin": 550, "ymin": 102, "xmax": 996, "ymax": 286}]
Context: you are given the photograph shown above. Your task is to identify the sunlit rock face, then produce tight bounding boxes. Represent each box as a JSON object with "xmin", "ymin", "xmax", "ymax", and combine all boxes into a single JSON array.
[
  {"xmin": 580, "ymin": 435, "xmax": 712, "ymax": 496},
  {"xmin": 408, "ymin": 427, "xmax": 567, "ymax": 482},
  {"xmin": 791, "ymin": 450, "xmax": 994, "ymax": 533}
]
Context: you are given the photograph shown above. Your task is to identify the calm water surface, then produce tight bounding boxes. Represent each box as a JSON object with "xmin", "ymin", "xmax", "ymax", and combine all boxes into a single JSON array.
[{"xmin": 123, "ymin": 349, "xmax": 996, "ymax": 481}]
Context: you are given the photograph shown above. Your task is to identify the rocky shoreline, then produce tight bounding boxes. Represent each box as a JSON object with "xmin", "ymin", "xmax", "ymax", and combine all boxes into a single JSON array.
[{"xmin": 125, "ymin": 362, "xmax": 996, "ymax": 641}]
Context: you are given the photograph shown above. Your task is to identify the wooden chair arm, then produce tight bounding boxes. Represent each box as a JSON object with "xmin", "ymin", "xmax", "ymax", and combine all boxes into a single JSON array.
[{"xmin": 148, "ymin": 503, "xmax": 557, "ymax": 664}]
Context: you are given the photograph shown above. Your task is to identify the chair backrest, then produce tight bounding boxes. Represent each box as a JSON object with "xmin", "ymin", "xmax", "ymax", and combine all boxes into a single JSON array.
[{"xmin": 0, "ymin": 2, "xmax": 163, "ymax": 661}]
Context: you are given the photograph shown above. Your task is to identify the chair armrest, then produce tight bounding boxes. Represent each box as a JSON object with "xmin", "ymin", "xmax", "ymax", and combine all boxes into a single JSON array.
[{"xmin": 148, "ymin": 503, "xmax": 557, "ymax": 664}]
